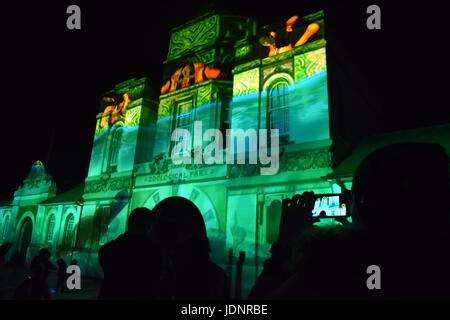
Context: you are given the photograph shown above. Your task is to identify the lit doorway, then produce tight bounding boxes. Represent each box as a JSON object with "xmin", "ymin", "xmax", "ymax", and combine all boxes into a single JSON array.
[{"xmin": 18, "ymin": 217, "xmax": 33, "ymax": 260}]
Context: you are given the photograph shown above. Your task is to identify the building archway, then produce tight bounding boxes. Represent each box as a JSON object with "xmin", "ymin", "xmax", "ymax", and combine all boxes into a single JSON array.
[
  {"xmin": 142, "ymin": 185, "xmax": 224, "ymax": 264},
  {"xmin": 143, "ymin": 185, "xmax": 220, "ymax": 232},
  {"xmin": 2, "ymin": 214, "xmax": 10, "ymax": 242},
  {"xmin": 18, "ymin": 217, "xmax": 33, "ymax": 259}
]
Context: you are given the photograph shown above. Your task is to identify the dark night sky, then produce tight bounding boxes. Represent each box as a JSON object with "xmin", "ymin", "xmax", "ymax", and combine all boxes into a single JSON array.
[{"xmin": 1, "ymin": 1, "xmax": 449, "ymax": 197}]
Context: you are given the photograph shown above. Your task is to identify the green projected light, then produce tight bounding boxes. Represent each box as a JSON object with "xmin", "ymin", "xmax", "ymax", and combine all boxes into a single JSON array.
[
  {"xmin": 87, "ymin": 11, "xmax": 334, "ymax": 291},
  {"xmin": 1, "ymin": 10, "xmax": 339, "ymax": 299}
]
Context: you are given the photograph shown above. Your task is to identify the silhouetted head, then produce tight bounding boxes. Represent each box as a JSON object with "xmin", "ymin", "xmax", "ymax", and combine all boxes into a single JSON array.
[
  {"xmin": 1, "ymin": 243, "xmax": 12, "ymax": 250},
  {"xmin": 351, "ymin": 142, "xmax": 450, "ymax": 237},
  {"xmin": 182, "ymin": 234, "xmax": 211, "ymax": 263},
  {"xmin": 39, "ymin": 248, "xmax": 51, "ymax": 261},
  {"xmin": 152, "ymin": 197, "xmax": 207, "ymax": 259},
  {"xmin": 71, "ymin": 259, "xmax": 78, "ymax": 265},
  {"xmin": 127, "ymin": 207, "xmax": 153, "ymax": 236}
]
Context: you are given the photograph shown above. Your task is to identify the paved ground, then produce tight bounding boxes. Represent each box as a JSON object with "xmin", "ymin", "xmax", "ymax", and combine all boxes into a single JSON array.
[{"xmin": 0, "ymin": 264, "xmax": 101, "ymax": 300}]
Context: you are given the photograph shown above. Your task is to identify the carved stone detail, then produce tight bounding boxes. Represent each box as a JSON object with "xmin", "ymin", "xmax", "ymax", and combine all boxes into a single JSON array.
[
  {"xmin": 168, "ymin": 15, "xmax": 218, "ymax": 61},
  {"xmin": 84, "ymin": 176, "xmax": 132, "ymax": 194}
]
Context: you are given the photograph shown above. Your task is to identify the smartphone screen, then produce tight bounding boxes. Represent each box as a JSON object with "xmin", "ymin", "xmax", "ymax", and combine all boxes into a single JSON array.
[{"xmin": 311, "ymin": 194, "xmax": 350, "ymax": 218}]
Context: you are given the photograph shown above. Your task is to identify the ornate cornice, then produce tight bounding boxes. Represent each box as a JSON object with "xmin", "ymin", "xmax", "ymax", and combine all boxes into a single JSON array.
[{"xmin": 84, "ymin": 176, "xmax": 132, "ymax": 194}]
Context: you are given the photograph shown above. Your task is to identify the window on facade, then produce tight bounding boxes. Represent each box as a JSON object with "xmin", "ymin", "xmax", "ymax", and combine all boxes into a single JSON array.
[
  {"xmin": 266, "ymin": 200, "xmax": 282, "ymax": 244},
  {"xmin": 268, "ymin": 80, "xmax": 290, "ymax": 145},
  {"xmin": 46, "ymin": 215, "xmax": 55, "ymax": 243},
  {"xmin": 99, "ymin": 206, "xmax": 111, "ymax": 245},
  {"xmin": 109, "ymin": 128, "xmax": 122, "ymax": 167},
  {"xmin": 64, "ymin": 214, "xmax": 75, "ymax": 246},
  {"xmin": 171, "ymin": 100, "xmax": 193, "ymax": 156},
  {"xmin": 2, "ymin": 215, "xmax": 9, "ymax": 239}
]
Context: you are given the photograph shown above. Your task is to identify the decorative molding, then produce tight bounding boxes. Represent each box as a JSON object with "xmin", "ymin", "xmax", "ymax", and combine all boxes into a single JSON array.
[
  {"xmin": 168, "ymin": 15, "xmax": 218, "ymax": 61},
  {"xmin": 228, "ymin": 148, "xmax": 331, "ymax": 178},
  {"xmin": 294, "ymin": 47, "xmax": 327, "ymax": 82},
  {"xmin": 232, "ymin": 39, "xmax": 326, "ymax": 75},
  {"xmin": 135, "ymin": 147, "xmax": 331, "ymax": 184},
  {"xmin": 262, "ymin": 61, "xmax": 293, "ymax": 83},
  {"xmin": 282, "ymin": 148, "xmax": 331, "ymax": 172},
  {"xmin": 84, "ymin": 176, "xmax": 132, "ymax": 194},
  {"xmin": 166, "ymin": 14, "xmax": 255, "ymax": 63},
  {"xmin": 232, "ymin": 68, "xmax": 260, "ymax": 97}
]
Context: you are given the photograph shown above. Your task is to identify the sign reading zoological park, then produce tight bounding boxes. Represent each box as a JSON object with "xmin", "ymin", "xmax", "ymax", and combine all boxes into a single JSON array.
[{"xmin": 136, "ymin": 164, "xmax": 228, "ymax": 186}]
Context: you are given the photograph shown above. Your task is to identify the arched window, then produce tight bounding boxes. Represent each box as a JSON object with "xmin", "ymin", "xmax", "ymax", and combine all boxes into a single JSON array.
[
  {"xmin": 2, "ymin": 215, "xmax": 9, "ymax": 239},
  {"xmin": 46, "ymin": 215, "xmax": 55, "ymax": 243},
  {"xmin": 110, "ymin": 128, "xmax": 122, "ymax": 167},
  {"xmin": 64, "ymin": 214, "xmax": 75, "ymax": 246},
  {"xmin": 268, "ymin": 80, "xmax": 290, "ymax": 144}
]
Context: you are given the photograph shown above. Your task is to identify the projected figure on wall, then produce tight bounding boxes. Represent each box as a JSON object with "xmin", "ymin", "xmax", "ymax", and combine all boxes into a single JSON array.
[
  {"xmin": 259, "ymin": 16, "xmax": 320, "ymax": 57},
  {"xmin": 100, "ymin": 93, "xmax": 131, "ymax": 128},
  {"xmin": 160, "ymin": 63, "xmax": 222, "ymax": 94}
]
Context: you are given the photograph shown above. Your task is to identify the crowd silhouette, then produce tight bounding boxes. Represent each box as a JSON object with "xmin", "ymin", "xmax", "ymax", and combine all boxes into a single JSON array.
[
  {"xmin": 98, "ymin": 207, "xmax": 162, "ymax": 299},
  {"xmin": 98, "ymin": 197, "xmax": 228, "ymax": 300},
  {"xmin": 13, "ymin": 248, "xmax": 55, "ymax": 299},
  {"xmin": 250, "ymin": 142, "xmax": 450, "ymax": 299},
  {"xmin": 3, "ymin": 142, "xmax": 450, "ymax": 300}
]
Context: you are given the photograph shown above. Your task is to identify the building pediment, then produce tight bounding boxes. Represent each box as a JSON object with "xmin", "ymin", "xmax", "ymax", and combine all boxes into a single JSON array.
[{"xmin": 14, "ymin": 161, "xmax": 56, "ymax": 199}]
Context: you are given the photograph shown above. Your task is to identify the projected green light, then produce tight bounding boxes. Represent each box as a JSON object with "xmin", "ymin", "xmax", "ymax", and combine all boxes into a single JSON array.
[{"xmin": 2, "ymin": 10, "xmax": 335, "ymax": 299}]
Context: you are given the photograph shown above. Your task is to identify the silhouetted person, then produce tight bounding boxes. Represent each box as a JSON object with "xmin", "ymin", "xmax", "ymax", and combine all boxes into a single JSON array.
[
  {"xmin": 153, "ymin": 196, "xmax": 228, "ymax": 299},
  {"xmin": 98, "ymin": 207, "xmax": 162, "ymax": 300},
  {"xmin": 174, "ymin": 234, "xmax": 228, "ymax": 299},
  {"xmin": 250, "ymin": 143, "xmax": 450, "ymax": 299},
  {"xmin": 0, "ymin": 242, "xmax": 11, "ymax": 264},
  {"xmin": 55, "ymin": 258, "xmax": 68, "ymax": 293},
  {"xmin": 15, "ymin": 248, "xmax": 55, "ymax": 300},
  {"xmin": 10, "ymin": 250, "xmax": 24, "ymax": 272},
  {"xmin": 343, "ymin": 142, "xmax": 450, "ymax": 299}
]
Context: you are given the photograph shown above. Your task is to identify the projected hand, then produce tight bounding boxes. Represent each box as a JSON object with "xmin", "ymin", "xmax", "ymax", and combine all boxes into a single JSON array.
[{"xmin": 277, "ymin": 191, "xmax": 316, "ymax": 246}]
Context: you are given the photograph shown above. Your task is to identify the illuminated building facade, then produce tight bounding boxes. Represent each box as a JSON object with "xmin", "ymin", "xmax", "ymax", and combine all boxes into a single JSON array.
[
  {"xmin": 2, "ymin": 10, "xmax": 447, "ymax": 297},
  {"xmin": 0, "ymin": 10, "xmax": 344, "ymax": 297}
]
